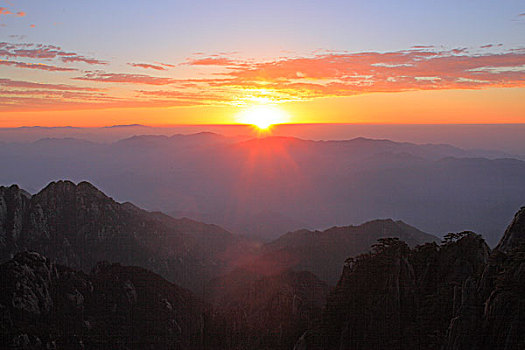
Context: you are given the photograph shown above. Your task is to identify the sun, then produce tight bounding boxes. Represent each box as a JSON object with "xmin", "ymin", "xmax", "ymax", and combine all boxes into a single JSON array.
[{"xmin": 236, "ymin": 105, "xmax": 290, "ymax": 130}]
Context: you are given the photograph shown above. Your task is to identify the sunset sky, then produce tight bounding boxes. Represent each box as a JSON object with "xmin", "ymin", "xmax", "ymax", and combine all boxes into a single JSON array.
[{"xmin": 0, "ymin": 0, "xmax": 524, "ymax": 127}]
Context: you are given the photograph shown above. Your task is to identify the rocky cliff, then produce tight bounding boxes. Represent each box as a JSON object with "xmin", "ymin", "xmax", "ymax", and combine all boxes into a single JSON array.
[
  {"xmin": 444, "ymin": 207, "xmax": 525, "ymax": 350},
  {"xmin": 295, "ymin": 207, "xmax": 525, "ymax": 350}
]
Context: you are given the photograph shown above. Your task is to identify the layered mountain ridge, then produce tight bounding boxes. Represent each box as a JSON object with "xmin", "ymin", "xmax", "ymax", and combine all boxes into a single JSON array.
[{"xmin": 2, "ymin": 133, "xmax": 524, "ymax": 244}]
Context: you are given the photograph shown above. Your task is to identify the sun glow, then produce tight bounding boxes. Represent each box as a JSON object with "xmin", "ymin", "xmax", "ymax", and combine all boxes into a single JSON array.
[{"xmin": 236, "ymin": 105, "xmax": 290, "ymax": 130}]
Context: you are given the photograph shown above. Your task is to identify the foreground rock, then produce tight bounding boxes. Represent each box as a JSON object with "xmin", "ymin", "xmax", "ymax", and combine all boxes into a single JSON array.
[
  {"xmin": 296, "ymin": 207, "xmax": 525, "ymax": 350},
  {"xmin": 0, "ymin": 251, "xmax": 208, "ymax": 349},
  {"xmin": 209, "ymin": 269, "xmax": 329, "ymax": 350}
]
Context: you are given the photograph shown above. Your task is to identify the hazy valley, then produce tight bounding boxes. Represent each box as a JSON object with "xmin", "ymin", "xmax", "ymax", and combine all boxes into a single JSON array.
[{"xmin": 1, "ymin": 132, "xmax": 524, "ymax": 246}]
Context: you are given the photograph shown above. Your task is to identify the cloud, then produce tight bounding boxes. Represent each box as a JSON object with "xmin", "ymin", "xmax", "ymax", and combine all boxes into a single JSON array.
[
  {"xmin": 185, "ymin": 56, "xmax": 244, "ymax": 67},
  {"xmin": 2, "ymin": 46, "xmax": 525, "ymax": 112},
  {"xmin": 136, "ymin": 89, "xmax": 228, "ymax": 103},
  {"xmin": 74, "ymin": 72, "xmax": 177, "ymax": 85},
  {"xmin": 0, "ymin": 88, "xmax": 113, "ymax": 100},
  {"xmin": 0, "ymin": 59, "xmax": 77, "ymax": 71},
  {"xmin": 156, "ymin": 62, "xmax": 176, "ymax": 68},
  {"xmin": 0, "ymin": 7, "xmax": 26, "ymax": 18},
  {"xmin": 182, "ymin": 48, "xmax": 525, "ymax": 102},
  {"xmin": 8, "ymin": 34, "xmax": 26, "ymax": 40},
  {"xmin": 0, "ymin": 78, "xmax": 103, "ymax": 91},
  {"xmin": 0, "ymin": 91, "xmax": 207, "ymax": 111},
  {"xmin": 128, "ymin": 63, "xmax": 166, "ymax": 71},
  {"xmin": 0, "ymin": 42, "xmax": 107, "ymax": 65}
]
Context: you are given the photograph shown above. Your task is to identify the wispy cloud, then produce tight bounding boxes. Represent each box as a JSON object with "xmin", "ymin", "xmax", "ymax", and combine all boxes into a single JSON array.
[
  {"xmin": 0, "ymin": 91, "xmax": 209, "ymax": 111},
  {"xmin": 0, "ymin": 59, "xmax": 77, "ymax": 71},
  {"xmin": 0, "ymin": 7, "xmax": 25, "ymax": 19},
  {"xmin": 0, "ymin": 78, "xmax": 103, "ymax": 91},
  {"xmin": 128, "ymin": 62, "xmax": 166, "ymax": 71},
  {"xmin": 186, "ymin": 56, "xmax": 244, "ymax": 67},
  {"xmin": 0, "ymin": 42, "xmax": 107, "ymax": 65},
  {"xmin": 136, "ymin": 89, "xmax": 227, "ymax": 103},
  {"xmin": 0, "ymin": 7, "xmax": 12, "ymax": 16},
  {"xmin": 74, "ymin": 71, "xmax": 177, "ymax": 85},
  {"xmin": 8, "ymin": 35, "xmax": 27, "ymax": 40},
  {"xmin": 156, "ymin": 62, "xmax": 176, "ymax": 68}
]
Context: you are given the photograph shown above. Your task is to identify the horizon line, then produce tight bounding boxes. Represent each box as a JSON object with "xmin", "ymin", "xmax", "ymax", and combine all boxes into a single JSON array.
[{"xmin": 2, "ymin": 122, "xmax": 525, "ymax": 129}]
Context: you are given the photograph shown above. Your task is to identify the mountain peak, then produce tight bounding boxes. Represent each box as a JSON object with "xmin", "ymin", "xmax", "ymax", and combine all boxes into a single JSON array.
[
  {"xmin": 495, "ymin": 206, "xmax": 525, "ymax": 253},
  {"xmin": 37, "ymin": 180, "xmax": 106, "ymax": 199},
  {"xmin": 0, "ymin": 183, "xmax": 32, "ymax": 201}
]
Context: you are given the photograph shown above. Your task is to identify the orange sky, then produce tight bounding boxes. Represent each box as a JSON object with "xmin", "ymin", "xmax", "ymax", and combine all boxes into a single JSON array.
[{"xmin": 1, "ymin": 87, "xmax": 524, "ymax": 127}]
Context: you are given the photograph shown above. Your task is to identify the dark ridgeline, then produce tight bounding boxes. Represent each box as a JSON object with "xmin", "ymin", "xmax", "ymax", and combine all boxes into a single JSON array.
[
  {"xmin": 0, "ymin": 180, "xmax": 524, "ymax": 349},
  {"xmin": 260, "ymin": 220, "xmax": 438, "ymax": 285}
]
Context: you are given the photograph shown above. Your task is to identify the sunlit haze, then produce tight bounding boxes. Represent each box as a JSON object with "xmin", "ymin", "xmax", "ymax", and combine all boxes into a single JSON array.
[{"xmin": 236, "ymin": 105, "xmax": 290, "ymax": 130}]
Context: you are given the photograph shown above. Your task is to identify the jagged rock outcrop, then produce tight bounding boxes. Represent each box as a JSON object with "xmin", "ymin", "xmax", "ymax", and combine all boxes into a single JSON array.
[
  {"xmin": 495, "ymin": 207, "xmax": 525, "ymax": 253},
  {"xmin": 0, "ymin": 185, "xmax": 32, "ymax": 254},
  {"xmin": 0, "ymin": 251, "xmax": 209, "ymax": 349},
  {"xmin": 295, "ymin": 233, "xmax": 490, "ymax": 350},
  {"xmin": 0, "ymin": 181, "xmax": 249, "ymax": 292},
  {"xmin": 444, "ymin": 207, "xmax": 525, "ymax": 350},
  {"xmin": 294, "ymin": 208, "xmax": 525, "ymax": 350}
]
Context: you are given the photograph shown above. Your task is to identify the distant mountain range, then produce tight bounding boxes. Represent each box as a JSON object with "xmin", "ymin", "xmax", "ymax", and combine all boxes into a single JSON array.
[
  {"xmin": 1, "ymin": 133, "xmax": 524, "ymax": 244},
  {"xmin": 1, "ymin": 124, "xmax": 525, "ymax": 156}
]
